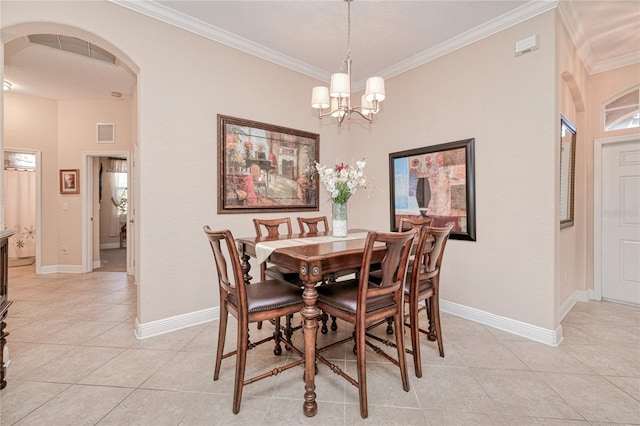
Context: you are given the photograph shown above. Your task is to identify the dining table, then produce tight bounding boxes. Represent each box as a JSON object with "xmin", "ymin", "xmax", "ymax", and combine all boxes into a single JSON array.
[{"xmin": 235, "ymin": 229, "xmax": 386, "ymax": 417}]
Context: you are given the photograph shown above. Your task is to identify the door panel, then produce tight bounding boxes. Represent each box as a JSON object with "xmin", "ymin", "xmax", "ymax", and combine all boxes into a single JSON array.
[{"xmin": 602, "ymin": 139, "xmax": 640, "ymax": 305}]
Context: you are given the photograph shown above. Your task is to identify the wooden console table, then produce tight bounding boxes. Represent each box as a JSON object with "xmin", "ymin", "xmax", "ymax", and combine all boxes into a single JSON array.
[{"xmin": 0, "ymin": 230, "xmax": 14, "ymax": 390}]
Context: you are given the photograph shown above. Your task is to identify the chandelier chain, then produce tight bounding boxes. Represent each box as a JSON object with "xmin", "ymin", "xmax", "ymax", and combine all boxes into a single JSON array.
[{"xmin": 346, "ymin": 0, "xmax": 351, "ymax": 61}]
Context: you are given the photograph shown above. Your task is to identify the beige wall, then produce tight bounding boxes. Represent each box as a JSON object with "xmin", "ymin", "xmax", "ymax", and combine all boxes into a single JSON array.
[
  {"xmin": 3, "ymin": 91, "xmax": 133, "ymax": 268},
  {"xmin": 2, "ymin": 2, "xmax": 633, "ymax": 336},
  {"xmin": 556, "ymin": 12, "xmax": 589, "ymax": 322},
  {"xmin": 3, "ymin": 92, "xmax": 58, "ymax": 266},
  {"xmin": 351, "ymin": 12, "xmax": 558, "ymax": 330},
  {"xmin": 2, "ymin": 0, "xmax": 343, "ymax": 324}
]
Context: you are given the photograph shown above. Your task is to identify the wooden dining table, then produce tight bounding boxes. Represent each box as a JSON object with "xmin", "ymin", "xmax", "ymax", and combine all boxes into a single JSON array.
[{"xmin": 236, "ymin": 229, "xmax": 386, "ymax": 417}]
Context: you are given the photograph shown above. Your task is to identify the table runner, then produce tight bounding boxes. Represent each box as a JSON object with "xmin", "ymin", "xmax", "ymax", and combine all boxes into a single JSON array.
[{"xmin": 255, "ymin": 232, "xmax": 369, "ymax": 264}]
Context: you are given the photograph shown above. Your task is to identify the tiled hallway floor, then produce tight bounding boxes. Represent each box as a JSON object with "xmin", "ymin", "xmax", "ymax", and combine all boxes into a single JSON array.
[{"xmin": 1, "ymin": 265, "xmax": 639, "ymax": 425}]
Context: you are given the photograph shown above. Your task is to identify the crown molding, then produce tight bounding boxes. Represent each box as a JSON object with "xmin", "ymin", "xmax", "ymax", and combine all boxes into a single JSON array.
[
  {"xmin": 112, "ymin": 0, "xmax": 557, "ymax": 90},
  {"xmin": 364, "ymin": 0, "xmax": 559, "ymax": 88},
  {"xmin": 109, "ymin": 0, "xmax": 330, "ymax": 82},
  {"xmin": 590, "ymin": 51, "xmax": 640, "ymax": 75}
]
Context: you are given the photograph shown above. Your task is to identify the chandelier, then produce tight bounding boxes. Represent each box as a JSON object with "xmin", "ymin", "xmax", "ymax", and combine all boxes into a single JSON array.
[{"xmin": 311, "ymin": 0, "xmax": 385, "ymax": 127}]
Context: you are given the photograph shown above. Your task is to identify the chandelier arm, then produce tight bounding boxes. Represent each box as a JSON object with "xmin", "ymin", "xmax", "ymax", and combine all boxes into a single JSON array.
[{"xmin": 348, "ymin": 108, "xmax": 373, "ymax": 123}]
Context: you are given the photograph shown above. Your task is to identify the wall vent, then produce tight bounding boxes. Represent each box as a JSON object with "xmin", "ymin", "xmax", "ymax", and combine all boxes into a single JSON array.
[{"xmin": 96, "ymin": 123, "xmax": 115, "ymax": 144}]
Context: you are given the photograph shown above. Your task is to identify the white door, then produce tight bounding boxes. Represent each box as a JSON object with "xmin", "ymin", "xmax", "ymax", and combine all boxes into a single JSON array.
[{"xmin": 600, "ymin": 137, "xmax": 640, "ymax": 305}]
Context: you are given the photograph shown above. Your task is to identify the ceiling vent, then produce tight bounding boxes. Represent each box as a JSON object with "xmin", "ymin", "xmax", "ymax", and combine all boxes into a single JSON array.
[
  {"xmin": 28, "ymin": 34, "xmax": 116, "ymax": 65},
  {"xmin": 96, "ymin": 123, "xmax": 115, "ymax": 144}
]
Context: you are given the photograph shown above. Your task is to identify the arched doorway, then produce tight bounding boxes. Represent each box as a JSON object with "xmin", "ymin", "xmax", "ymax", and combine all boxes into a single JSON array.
[{"xmin": 2, "ymin": 23, "xmax": 139, "ymax": 280}]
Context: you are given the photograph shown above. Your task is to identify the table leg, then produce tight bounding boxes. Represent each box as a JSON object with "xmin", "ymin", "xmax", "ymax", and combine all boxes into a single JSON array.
[
  {"xmin": 239, "ymin": 243, "xmax": 253, "ymax": 286},
  {"xmin": 0, "ymin": 312, "xmax": 9, "ymax": 390},
  {"xmin": 302, "ymin": 279, "xmax": 320, "ymax": 416}
]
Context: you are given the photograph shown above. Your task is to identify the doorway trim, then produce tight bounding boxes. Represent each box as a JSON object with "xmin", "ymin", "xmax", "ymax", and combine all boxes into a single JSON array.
[
  {"xmin": 4, "ymin": 148, "xmax": 42, "ymax": 274},
  {"xmin": 81, "ymin": 151, "xmax": 130, "ymax": 274},
  {"xmin": 593, "ymin": 133, "xmax": 640, "ymax": 300}
]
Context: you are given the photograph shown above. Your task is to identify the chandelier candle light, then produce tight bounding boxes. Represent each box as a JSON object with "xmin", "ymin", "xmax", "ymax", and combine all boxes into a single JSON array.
[
  {"xmin": 311, "ymin": 0, "xmax": 385, "ymax": 127},
  {"xmin": 315, "ymin": 159, "xmax": 367, "ymax": 237}
]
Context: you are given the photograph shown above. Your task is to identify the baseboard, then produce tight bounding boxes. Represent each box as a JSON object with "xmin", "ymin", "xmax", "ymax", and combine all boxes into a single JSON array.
[
  {"xmin": 558, "ymin": 289, "xmax": 593, "ymax": 323},
  {"xmin": 38, "ymin": 264, "xmax": 83, "ymax": 274},
  {"xmin": 132, "ymin": 298, "xmax": 564, "ymax": 346},
  {"xmin": 441, "ymin": 299, "xmax": 563, "ymax": 347},
  {"xmin": 93, "ymin": 260, "xmax": 102, "ymax": 269},
  {"xmin": 135, "ymin": 306, "xmax": 220, "ymax": 339},
  {"xmin": 100, "ymin": 243, "xmax": 121, "ymax": 250}
]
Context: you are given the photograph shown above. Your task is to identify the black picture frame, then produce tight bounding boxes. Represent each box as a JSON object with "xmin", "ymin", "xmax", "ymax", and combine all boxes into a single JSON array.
[
  {"xmin": 217, "ymin": 115, "xmax": 320, "ymax": 214},
  {"xmin": 560, "ymin": 114, "xmax": 577, "ymax": 229},
  {"xmin": 389, "ymin": 138, "xmax": 476, "ymax": 241}
]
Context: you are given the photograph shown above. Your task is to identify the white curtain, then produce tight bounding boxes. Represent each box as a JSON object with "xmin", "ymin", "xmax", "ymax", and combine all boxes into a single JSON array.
[
  {"xmin": 4, "ymin": 169, "xmax": 36, "ymax": 259},
  {"xmin": 109, "ymin": 172, "xmax": 127, "ymax": 237}
]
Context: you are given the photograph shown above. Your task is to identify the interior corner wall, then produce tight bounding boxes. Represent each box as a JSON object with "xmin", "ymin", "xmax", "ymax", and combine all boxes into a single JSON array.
[
  {"xmin": 351, "ymin": 11, "xmax": 558, "ymax": 331},
  {"xmin": 556, "ymin": 12, "xmax": 589, "ymax": 322}
]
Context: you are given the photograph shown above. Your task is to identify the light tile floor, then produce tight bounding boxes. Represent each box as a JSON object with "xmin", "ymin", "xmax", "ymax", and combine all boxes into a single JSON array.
[{"xmin": 1, "ymin": 265, "xmax": 639, "ymax": 425}]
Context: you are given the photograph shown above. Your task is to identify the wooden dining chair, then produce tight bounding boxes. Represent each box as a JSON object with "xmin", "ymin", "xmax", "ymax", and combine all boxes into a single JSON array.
[
  {"xmin": 253, "ymin": 218, "xmax": 301, "ymax": 333},
  {"xmin": 315, "ymin": 229, "xmax": 417, "ymax": 419},
  {"xmin": 203, "ymin": 226, "xmax": 304, "ymax": 414},
  {"xmin": 296, "ymin": 216, "xmax": 329, "ymax": 233},
  {"xmin": 253, "ymin": 217, "xmax": 300, "ymax": 283},
  {"xmin": 297, "ymin": 215, "xmax": 360, "ymax": 334},
  {"xmin": 368, "ymin": 222, "xmax": 453, "ymax": 378}
]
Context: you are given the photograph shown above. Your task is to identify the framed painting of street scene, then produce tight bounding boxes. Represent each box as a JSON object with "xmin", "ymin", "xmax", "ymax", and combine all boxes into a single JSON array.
[{"xmin": 218, "ymin": 115, "xmax": 320, "ymax": 213}]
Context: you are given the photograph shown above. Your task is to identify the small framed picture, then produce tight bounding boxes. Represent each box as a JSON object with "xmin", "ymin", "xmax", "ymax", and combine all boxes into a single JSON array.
[{"xmin": 60, "ymin": 169, "xmax": 80, "ymax": 194}]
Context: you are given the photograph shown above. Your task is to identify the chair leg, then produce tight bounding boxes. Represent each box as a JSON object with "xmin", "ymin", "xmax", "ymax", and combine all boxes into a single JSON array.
[
  {"xmin": 233, "ymin": 319, "xmax": 249, "ymax": 414},
  {"xmin": 386, "ymin": 317, "xmax": 394, "ymax": 334},
  {"xmin": 273, "ymin": 316, "xmax": 283, "ymax": 355},
  {"xmin": 355, "ymin": 322, "xmax": 368, "ymax": 419},
  {"xmin": 409, "ymin": 299, "xmax": 422, "ymax": 378},
  {"xmin": 430, "ymin": 295, "xmax": 444, "ymax": 357},
  {"xmin": 320, "ymin": 311, "xmax": 329, "ymax": 334},
  {"xmin": 331, "ymin": 315, "xmax": 338, "ymax": 331},
  {"xmin": 214, "ymin": 305, "xmax": 228, "ymax": 381},
  {"xmin": 394, "ymin": 309, "xmax": 410, "ymax": 392}
]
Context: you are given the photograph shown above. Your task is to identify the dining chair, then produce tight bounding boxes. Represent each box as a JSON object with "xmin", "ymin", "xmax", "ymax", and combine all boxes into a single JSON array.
[
  {"xmin": 297, "ymin": 215, "xmax": 360, "ymax": 334},
  {"xmin": 380, "ymin": 216, "xmax": 434, "ymax": 334},
  {"xmin": 253, "ymin": 217, "xmax": 299, "ymax": 283},
  {"xmin": 296, "ymin": 216, "xmax": 329, "ymax": 233},
  {"xmin": 315, "ymin": 229, "xmax": 417, "ymax": 419},
  {"xmin": 368, "ymin": 222, "xmax": 453, "ymax": 378},
  {"xmin": 253, "ymin": 217, "xmax": 301, "ymax": 334},
  {"xmin": 203, "ymin": 226, "xmax": 304, "ymax": 414}
]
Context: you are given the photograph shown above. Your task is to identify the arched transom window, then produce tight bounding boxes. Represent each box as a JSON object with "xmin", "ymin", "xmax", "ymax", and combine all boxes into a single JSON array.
[{"xmin": 603, "ymin": 86, "xmax": 639, "ymax": 131}]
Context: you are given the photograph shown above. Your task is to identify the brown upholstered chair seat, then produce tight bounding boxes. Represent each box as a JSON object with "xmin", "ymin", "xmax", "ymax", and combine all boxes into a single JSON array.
[
  {"xmin": 316, "ymin": 279, "xmax": 396, "ymax": 314},
  {"xmin": 226, "ymin": 279, "xmax": 303, "ymax": 314}
]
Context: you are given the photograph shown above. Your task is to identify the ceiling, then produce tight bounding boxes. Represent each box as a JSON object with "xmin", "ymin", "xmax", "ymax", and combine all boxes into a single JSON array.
[{"xmin": 3, "ymin": 0, "xmax": 639, "ymax": 101}]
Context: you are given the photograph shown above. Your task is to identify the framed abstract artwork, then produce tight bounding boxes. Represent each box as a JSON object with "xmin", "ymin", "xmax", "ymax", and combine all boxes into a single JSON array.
[
  {"xmin": 218, "ymin": 115, "xmax": 320, "ymax": 213},
  {"xmin": 389, "ymin": 138, "xmax": 476, "ymax": 241}
]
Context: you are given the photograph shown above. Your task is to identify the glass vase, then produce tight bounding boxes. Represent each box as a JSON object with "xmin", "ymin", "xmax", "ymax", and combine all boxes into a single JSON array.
[{"xmin": 332, "ymin": 202, "xmax": 348, "ymax": 237}]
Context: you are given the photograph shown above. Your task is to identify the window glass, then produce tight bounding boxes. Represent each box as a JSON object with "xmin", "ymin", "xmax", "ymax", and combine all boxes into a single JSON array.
[{"xmin": 604, "ymin": 87, "xmax": 639, "ymax": 131}]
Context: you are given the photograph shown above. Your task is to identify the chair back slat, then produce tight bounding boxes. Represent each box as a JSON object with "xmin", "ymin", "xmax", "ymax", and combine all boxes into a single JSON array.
[
  {"xmin": 398, "ymin": 216, "xmax": 434, "ymax": 231},
  {"xmin": 425, "ymin": 224, "xmax": 453, "ymax": 273},
  {"xmin": 203, "ymin": 226, "xmax": 247, "ymax": 312},
  {"xmin": 253, "ymin": 217, "xmax": 293, "ymax": 237},
  {"xmin": 358, "ymin": 229, "xmax": 417, "ymax": 308},
  {"xmin": 297, "ymin": 216, "xmax": 329, "ymax": 233}
]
